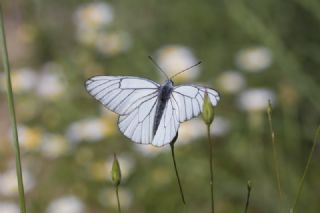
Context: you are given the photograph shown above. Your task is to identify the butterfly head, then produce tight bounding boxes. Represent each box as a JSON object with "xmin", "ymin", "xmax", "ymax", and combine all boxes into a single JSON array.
[{"xmin": 164, "ymin": 79, "xmax": 174, "ymax": 87}]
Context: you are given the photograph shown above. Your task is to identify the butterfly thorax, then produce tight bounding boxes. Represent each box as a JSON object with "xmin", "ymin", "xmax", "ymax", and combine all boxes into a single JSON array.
[{"xmin": 152, "ymin": 80, "xmax": 174, "ymax": 136}]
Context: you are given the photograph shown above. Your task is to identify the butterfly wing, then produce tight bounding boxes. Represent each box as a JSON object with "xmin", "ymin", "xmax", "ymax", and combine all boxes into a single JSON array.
[
  {"xmin": 85, "ymin": 76, "xmax": 159, "ymax": 115},
  {"xmin": 171, "ymin": 85, "xmax": 220, "ymax": 122},
  {"xmin": 151, "ymin": 85, "xmax": 219, "ymax": 146},
  {"xmin": 118, "ymin": 94, "xmax": 158, "ymax": 144},
  {"xmin": 151, "ymin": 98, "xmax": 180, "ymax": 146},
  {"xmin": 86, "ymin": 76, "xmax": 160, "ymax": 144}
]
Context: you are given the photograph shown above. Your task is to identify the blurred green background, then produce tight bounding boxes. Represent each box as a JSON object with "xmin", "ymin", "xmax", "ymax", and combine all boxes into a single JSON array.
[{"xmin": 0, "ymin": 0, "xmax": 320, "ymax": 212}]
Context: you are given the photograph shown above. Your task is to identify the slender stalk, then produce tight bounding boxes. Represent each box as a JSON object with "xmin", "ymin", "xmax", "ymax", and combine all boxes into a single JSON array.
[
  {"xmin": 244, "ymin": 181, "xmax": 252, "ymax": 213},
  {"xmin": 0, "ymin": 6, "xmax": 27, "ymax": 213},
  {"xmin": 290, "ymin": 126, "xmax": 320, "ymax": 213},
  {"xmin": 206, "ymin": 125, "xmax": 215, "ymax": 213},
  {"xmin": 170, "ymin": 143, "xmax": 186, "ymax": 205},
  {"xmin": 267, "ymin": 102, "xmax": 282, "ymax": 200},
  {"xmin": 115, "ymin": 186, "xmax": 121, "ymax": 213}
]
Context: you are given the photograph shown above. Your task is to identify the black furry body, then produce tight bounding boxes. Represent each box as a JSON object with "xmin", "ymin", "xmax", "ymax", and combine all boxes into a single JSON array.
[{"xmin": 152, "ymin": 80, "xmax": 174, "ymax": 136}]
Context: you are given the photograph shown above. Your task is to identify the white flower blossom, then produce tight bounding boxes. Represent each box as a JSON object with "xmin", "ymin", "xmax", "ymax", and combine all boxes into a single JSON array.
[
  {"xmin": 74, "ymin": 2, "xmax": 114, "ymax": 46},
  {"xmin": 0, "ymin": 202, "xmax": 19, "ymax": 213},
  {"xmin": 235, "ymin": 47, "xmax": 272, "ymax": 72},
  {"xmin": 95, "ymin": 31, "xmax": 132, "ymax": 56},
  {"xmin": 40, "ymin": 133, "xmax": 69, "ymax": 158},
  {"xmin": 74, "ymin": 2, "xmax": 113, "ymax": 31},
  {"xmin": 66, "ymin": 118, "xmax": 110, "ymax": 143},
  {"xmin": 216, "ymin": 70, "xmax": 246, "ymax": 94},
  {"xmin": 46, "ymin": 195, "xmax": 85, "ymax": 213},
  {"xmin": 133, "ymin": 144, "xmax": 169, "ymax": 157},
  {"xmin": 36, "ymin": 63, "xmax": 65, "ymax": 100},
  {"xmin": 178, "ymin": 116, "xmax": 230, "ymax": 144},
  {"xmin": 155, "ymin": 45, "xmax": 200, "ymax": 82},
  {"xmin": 0, "ymin": 68, "xmax": 38, "ymax": 93},
  {"xmin": 0, "ymin": 168, "xmax": 35, "ymax": 196},
  {"xmin": 237, "ymin": 88, "xmax": 276, "ymax": 111},
  {"xmin": 17, "ymin": 125, "xmax": 42, "ymax": 151}
]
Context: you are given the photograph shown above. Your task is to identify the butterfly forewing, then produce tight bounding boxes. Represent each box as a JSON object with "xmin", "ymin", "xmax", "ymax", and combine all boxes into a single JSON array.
[{"xmin": 86, "ymin": 76, "xmax": 159, "ymax": 115}]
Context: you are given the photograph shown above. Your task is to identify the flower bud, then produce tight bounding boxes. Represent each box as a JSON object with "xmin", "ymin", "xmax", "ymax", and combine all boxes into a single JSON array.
[
  {"xmin": 111, "ymin": 153, "xmax": 121, "ymax": 186},
  {"xmin": 202, "ymin": 91, "xmax": 215, "ymax": 125}
]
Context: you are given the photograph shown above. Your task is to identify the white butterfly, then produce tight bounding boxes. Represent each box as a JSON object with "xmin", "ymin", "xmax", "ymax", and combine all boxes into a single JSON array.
[{"xmin": 85, "ymin": 61, "xmax": 220, "ymax": 147}]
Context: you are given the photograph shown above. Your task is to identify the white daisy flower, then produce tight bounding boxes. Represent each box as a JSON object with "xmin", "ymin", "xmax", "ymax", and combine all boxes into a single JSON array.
[
  {"xmin": 235, "ymin": 46, "xmax": 272, "ymax": 72},
  {"xmin": 36, "ymin": 63, "xmax": 65, "ymax": 100},
  {"xmin": 0, "ymin": 168, "xmax": 35, "ymax": 196},
  {"xmin": 216, "ymin": 70, "xmax": 246, "ymax": 94},
  {"xmin": 0, "ymin": 202, "xmax": 19, "ymax": 213},
  {"xmin": 46, "ymin": 195, "xmax": 85, "ymax": 213},
  {"xmin": 74, "ymin": 2, "xmax": 113, "ymax": 31},
  {"xmin": 178, "ymin": 116, "xmax": 230, "ymax": 144},
  {"xmin": 0, "ymin": 68, "xmax": 38, "ymax": 93},
  {"xmin": 17, "ymin": 125, "xmax": 42, "ymax": 151},
  {"xmin": 132, "ymin": 144, "xmax": 170, "ymax": 158},
  {"xmin": 74, "ymin": 2, "xmax": 114, "ymax": 46},
  {"xmin": 66, "ymin": 118, "xmax": 112, "ymax": 143},
  {"xmin": 95, "ymin": 31, "xmax": 132, "ymax": 56},
  {"xmin": 40, "ymin": 133, "xmax": 69, "ymax": 159},
  {"xmin": 155, "ymin": 45, "xmax": 200, "ymax": 82},
  {"xmin": 237, "ymin": 88, "xmax": 276, "ymax": 111}
]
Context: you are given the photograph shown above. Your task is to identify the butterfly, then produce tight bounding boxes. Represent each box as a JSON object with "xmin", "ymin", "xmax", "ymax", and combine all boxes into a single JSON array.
[{"xmin": 85, "ymin": 58, "xmax": 220, "ymax": 147}]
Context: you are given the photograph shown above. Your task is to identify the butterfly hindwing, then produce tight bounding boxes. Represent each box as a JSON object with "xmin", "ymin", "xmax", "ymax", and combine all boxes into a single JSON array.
[
  {"xmin": 172, "ymin": 85, "xmax": 220, "ymax": 122},
  {"xmin": 152, "ymin": 98, "xmax": 180, "ymax": 146},
  {"xmin": 118, "ymin": 94, "xmax": 158, "ymax": 144},
  {"xmin": 151, "ymin": 85, "xmax": 219, "ymax": 146}
]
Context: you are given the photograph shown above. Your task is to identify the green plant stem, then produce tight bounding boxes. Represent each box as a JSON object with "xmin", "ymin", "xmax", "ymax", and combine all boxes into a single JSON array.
[
  {"xmin": 0, "ymin": 6, "xmax": 27, "ymax": 213},
  {"xmin": 290, "ymin": 126, "xmax": 320, "ymax": 213},
  {"xmin": 170, "ymin": 143, "xmax": 187, "ymax": 206},
  {"xmin": 244, "ymin": 181, "xmax": 252, "ymax": 213},
  {"xmin": 267, "ymin": 102, "xmax": 282, "ymax": 201},
  {"xmin": 207, "ymin": 125, "xmax": 215, "ymax": 213},
  {"xmin": 115, "ymin": 186, "xmax": 121, "ymax": 213}
]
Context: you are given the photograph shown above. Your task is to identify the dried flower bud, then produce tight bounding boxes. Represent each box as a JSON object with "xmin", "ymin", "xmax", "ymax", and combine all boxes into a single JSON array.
[
  {"xmin": 111, "ymin": 153, "xmax": 121, "ymax": 186},
  {"xmin": 202, "ymin": 91, "xmax": 215, "ymax": 125}
]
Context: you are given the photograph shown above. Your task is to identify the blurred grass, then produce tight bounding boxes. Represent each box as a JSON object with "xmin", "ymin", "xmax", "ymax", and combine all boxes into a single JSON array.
[
  {"xmin": 0, "ymin": 0, "xmax": 319, "ymax": 212},
  {"xmin": 0, "ymin": 5, "xmax": 26, "ymax": 212}
]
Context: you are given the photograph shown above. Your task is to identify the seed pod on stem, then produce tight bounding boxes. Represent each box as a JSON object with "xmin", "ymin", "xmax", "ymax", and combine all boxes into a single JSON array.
[
  {"xmin": 111, "ymin": 153, "xmax": 121, "ymax": 187},
  {"xmin": 202, "ymin": 91, "xmax": 215, "ymax": 125}
]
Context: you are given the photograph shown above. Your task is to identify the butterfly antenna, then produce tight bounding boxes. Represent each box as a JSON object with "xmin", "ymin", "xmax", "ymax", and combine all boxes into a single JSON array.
[
  {"xmin": 148, "ymin": 56, "xmax": 169, "ymax": 80},
  {"xmin": 170, "ymin": 61, "xmax": 202, "ymax": 80}
]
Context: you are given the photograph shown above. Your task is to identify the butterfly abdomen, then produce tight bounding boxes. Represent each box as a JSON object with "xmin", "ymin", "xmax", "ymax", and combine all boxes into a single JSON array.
[{"xmin": 153, "ymin": 81, "xmax": 173, "ymax": 136}]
